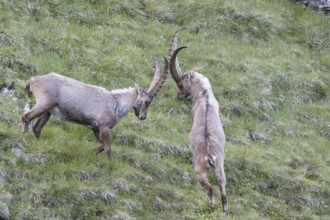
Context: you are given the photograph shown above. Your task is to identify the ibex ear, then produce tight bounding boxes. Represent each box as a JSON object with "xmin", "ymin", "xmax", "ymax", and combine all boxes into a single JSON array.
[
  {"xmin": 135, "ymin": 84, "xmax": 142, "ymax": 94},
  {"xmin": 187, "ymin": 71, "xmax": 194, "ymax": 80}
]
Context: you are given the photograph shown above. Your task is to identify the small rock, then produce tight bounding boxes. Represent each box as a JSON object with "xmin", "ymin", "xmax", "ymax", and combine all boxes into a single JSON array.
[{"xmin": 182, "ymin": 172, "xmax": 191, "ymax": 181}]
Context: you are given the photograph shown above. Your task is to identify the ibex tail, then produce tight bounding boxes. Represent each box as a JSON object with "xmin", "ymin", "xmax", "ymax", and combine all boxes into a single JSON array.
[
  {"xmin": 206, "ymin": 154, "xmax": 216, "ymax": 168},
  {"xmin": 24, "ymin": 80, "xmax": 33, "ymax": 97}
]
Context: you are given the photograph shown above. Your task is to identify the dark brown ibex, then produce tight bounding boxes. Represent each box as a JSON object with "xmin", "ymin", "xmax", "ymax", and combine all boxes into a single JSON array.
[
  {"xmin": 169, "ymin": 28, "xmax": 228, "ymax": 213},
  {"xmin": 22, "ymin": 58, "xmax": 169, "ymax": 160}
]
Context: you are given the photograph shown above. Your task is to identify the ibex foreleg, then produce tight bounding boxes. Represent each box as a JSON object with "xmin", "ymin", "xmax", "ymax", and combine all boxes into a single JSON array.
[
  {"xmin": 98, "ymin": 126, "xmax": 111, "ymax": 160},
  {"xmin": 92, "ymin": 128, "xmax": 104, "ymax": 153},
  {"xmin": 32, "ymin": 112, "xmax": 51, "ymax": 140}
]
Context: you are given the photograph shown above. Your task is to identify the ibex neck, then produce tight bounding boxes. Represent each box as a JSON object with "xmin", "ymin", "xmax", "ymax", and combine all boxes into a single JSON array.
[
  {"xmin": 190, "ymin": 73, "xmax": 213, "ymax": 102},
  {"xmin": 111, "ymin": 87, "xmax": 138, "ymax": 118}
]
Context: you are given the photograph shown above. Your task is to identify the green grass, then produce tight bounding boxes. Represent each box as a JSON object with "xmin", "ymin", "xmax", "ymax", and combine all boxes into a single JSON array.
[{"xmin": 1, "ymin": 0, "xmax": 329, "ymax": 219}]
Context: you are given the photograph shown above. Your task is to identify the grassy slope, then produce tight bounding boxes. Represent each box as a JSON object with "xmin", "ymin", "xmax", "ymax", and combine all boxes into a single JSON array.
[{"xmin": 0, "ymin": 0, "xmax": 329, "ymax": 219}]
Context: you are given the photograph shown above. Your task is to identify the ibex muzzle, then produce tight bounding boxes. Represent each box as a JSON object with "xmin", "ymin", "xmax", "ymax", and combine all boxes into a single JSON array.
[{"xmin": 22, "ymin": 58, "xmax": 169, "ymax": 160}]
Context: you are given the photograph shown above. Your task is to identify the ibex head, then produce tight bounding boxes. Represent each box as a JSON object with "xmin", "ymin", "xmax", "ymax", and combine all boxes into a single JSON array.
[
  {"xmin": 133, "ymin": 57, "xmax": 169, "ymax": 120},
  {"xmin": 168, "ymin": 28, "xmax": 191, "ymax": 100}
]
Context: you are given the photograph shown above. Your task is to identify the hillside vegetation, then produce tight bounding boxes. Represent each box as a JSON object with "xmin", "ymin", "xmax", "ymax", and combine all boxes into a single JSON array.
[{"xmin": 0, "ymin": 0, "xmax": 329, "ymax": 219}]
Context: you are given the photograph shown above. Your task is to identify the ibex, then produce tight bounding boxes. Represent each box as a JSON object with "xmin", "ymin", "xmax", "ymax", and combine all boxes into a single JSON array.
[
  {"xmin": 22, "ymin": 58, "xmax": 169, "ymax": 160},
  {"xmin": 169, "ymin": 28, "xmax": 228, "ymax": 213}
]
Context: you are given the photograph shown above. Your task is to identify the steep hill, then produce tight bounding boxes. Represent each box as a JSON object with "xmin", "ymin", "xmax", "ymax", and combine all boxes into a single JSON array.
[{"xmin": 0, "ymin": 0, "xmax": 329, "ymax": 219}]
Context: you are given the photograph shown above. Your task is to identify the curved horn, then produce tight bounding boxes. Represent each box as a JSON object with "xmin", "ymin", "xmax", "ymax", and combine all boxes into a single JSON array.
[
  {"xmin": 147, "ymin": 57, "xmax": 169, "ymax": 98},
  {"xmin": 169, "ymin": 27, "xmax": 186, "ymax": 58},
  {"xmin": 169, "ymin": 46, "xmax": 187, "ymax": 84}
]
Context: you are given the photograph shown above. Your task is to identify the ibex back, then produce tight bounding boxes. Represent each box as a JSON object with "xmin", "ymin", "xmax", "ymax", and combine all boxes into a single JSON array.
[
  {"xmin": 22, "ymin": 58, "xmax": 169, "ymax": 160},
  {"xmin": 168, "ymin": 28, "xmax": 228, "ymax": 213}
]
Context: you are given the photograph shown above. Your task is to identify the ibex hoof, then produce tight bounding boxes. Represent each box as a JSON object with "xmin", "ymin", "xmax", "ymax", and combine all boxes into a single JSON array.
[
  {"xmin": 22, "ymin": 123, "xmax": 29, "ymax": 133},
  {"xmin": 95, "ymin": 146, "xmax": 104, "ymax": 153},
  {"xmin": 106, "ymin": 151, "xmax": 112, "ymax": 160}
]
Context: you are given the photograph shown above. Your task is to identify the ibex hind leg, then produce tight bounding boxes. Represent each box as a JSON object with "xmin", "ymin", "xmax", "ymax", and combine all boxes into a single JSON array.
[
  {"xmin": 196, "ymin": 171, "xmax": 215, "ymax": 208},
  {"xmin": 32, "ymin": 112, "xmax": 51, "ymax": 140},
  {"xmin": 214, "ymin": 162, "xmax": 228, "ymax": 214},
  {"xmin": 22, "ymin": 101, "xmax": 55, "ymax": 133}
]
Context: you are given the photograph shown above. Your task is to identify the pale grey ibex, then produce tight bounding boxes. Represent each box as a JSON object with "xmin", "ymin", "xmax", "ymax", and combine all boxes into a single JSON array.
[
  {"xmin": 169, "ymin": 28, "xmax": 228, "ymax": 213},
  {"xmin": 22, "ymin": 58, "xmax": 169, "ymax": 160}
]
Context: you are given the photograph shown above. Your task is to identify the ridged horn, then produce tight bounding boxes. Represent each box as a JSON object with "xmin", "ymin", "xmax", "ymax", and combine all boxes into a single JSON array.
[
  {"xmin": 169, "ymin": 46, "xmax": 187, "ymax": 84},
  {"xmin": 147, "ymin": 57, "xmax": 169, "ymax": 99},
  {"xmin": 169, "ymin": 27, "xmax": 186, "ymax": 58}
]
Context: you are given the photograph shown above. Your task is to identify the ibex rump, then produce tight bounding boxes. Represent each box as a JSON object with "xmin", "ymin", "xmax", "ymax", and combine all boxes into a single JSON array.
[
  {"xmin": 22, "ymin": 58, "xmax": 169, "ymax": 160},
  {"xmin": 169, "ymin": 29, "xmax": 228, "ymax": 213}
]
